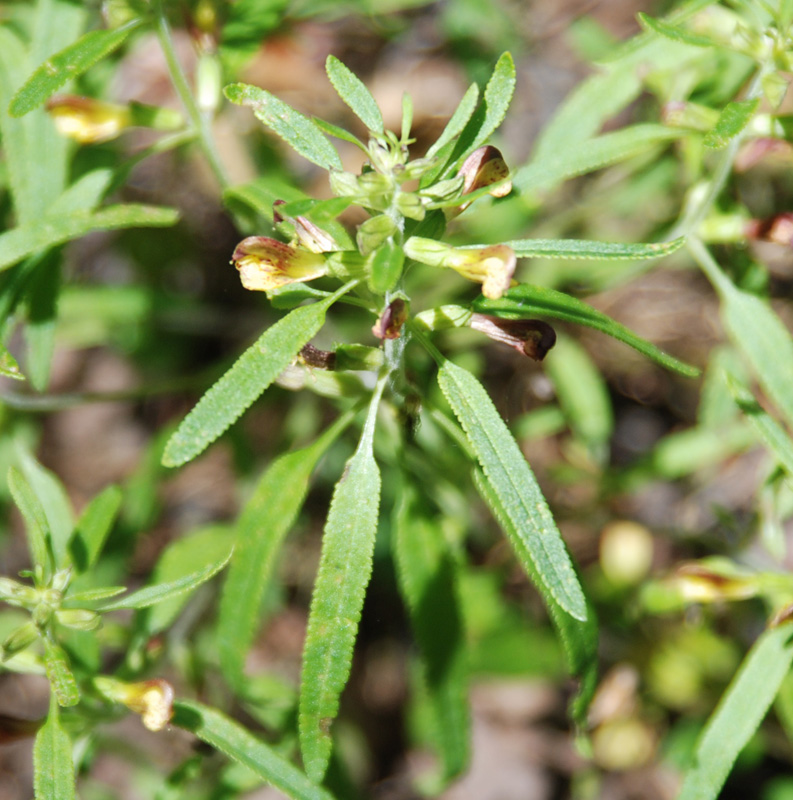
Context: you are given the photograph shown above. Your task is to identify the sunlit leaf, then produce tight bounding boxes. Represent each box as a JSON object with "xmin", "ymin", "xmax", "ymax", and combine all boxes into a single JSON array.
[{"xmin": 325, "ymin": 55, "xmax": 383, "ymax": 133}]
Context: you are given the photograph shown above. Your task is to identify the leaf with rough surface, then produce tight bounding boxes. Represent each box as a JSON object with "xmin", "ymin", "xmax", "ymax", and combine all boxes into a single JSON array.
[
  {"xmin": 10, "ymin": 21, "xmax": 141, "ymax": 117},
  {"xmin": 704, "ymin": 99, "xmax": 759, "ymax": 149},
  {"xmin": 638, "ymin": 12, "xmax": 717, "ymax": 47},
  {"xmin": 299, "ymin": 385, "xmax": 383, "ymax": 783},
  {"xmin": 437, "ymin": 360, "xmax": 587, "ymax": 621},
  {"xmin": 225, "ymin": 83, "xmax": 342, "ymax": 170},
  {"xmin": 34, "ymin": 698, "xmax": 74, "ymax": 800},
  {"xmin": 43, "ymin": 639, "xmax": 79, "ymax": 707},
  {"xmin": 499, "ymin": 236, "xmax": 684, "ymax": 260},
  {"xmin": 162, "ymin": 287, "xmax": 352, "ymax": 467},
  {"xmin": 473, "ymin": 284, "xmax": 699, "ymax": 377},
  {"xmin": 678, "ymin": 624, "xmax": 793, "ymax": 800},
  {"xmin": 325, "ymin": 55, "xmax": 383, "ymax": 133}
]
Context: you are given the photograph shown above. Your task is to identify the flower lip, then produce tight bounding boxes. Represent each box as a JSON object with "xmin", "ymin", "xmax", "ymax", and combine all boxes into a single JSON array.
[
  {"xmin": 372, "ymin": 299, "xmax": 408, "ymax": 340},
  {"xmin": 232, "ymin": 236, "xmax": 328, "ymax": 294}
]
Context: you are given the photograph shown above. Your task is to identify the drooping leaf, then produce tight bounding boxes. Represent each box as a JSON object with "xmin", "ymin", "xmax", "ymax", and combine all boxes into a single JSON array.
[
  {"xmin": 10, "ymin": 20, "xmax": 142, "ymax": 117},
  {"xmin": 173, "ymin": 699, "xmax": 335, "ymax": 800},
  {"xmin": 394, "ymin": 483, "xmax": 469, "ymax": 783},
  {"xmin": 637, "ymin": 12, "xmax": 717, "ymax": 48},
  {"xmin": 0, "ymin": 205, "xmax": 179, "ymax": 272},
  {"xmin": 473, "ymin": 469, "xmax": 598, "ymax": 725},
  {"xmin": 299, "ymin": 383, "xmax": 383, "ymax": 783},
  {"xmin": 43, "ymin": 639, "xmax": 79, "ymax": 708},
  {"xmin": 98, "ymin": 552, "xmax": 231, "ymax": 611},
  {"xmin": 224, "ymin": 83, "xmax": 342, "ymax": 170},
  {"xmin": 68, "ymin": 484, "xmax": 122, "ymax": 572},
  {"xmin": 436, "ymin": 359, "xmax": 587, "ymax": 621},
  {"xmin": 34, "ymin": 697, "xmax": 74, "ymax": 800},
  {"xmin": 162, "ymin": 284, "xmax": 354, "ymax": 468},
  {"xmin": 703, "ymin": 98, "xmax": 760, "ymax": 148},
  {"xmin": 218, "ymin": 411, "xmax": 354, "ymax": 688},
  {"xmin": 473, "ymin": 283, "xmax": 699, "ymax": 377},
  {"xmin": 325, "ymin": 55, "xmax": 383, "ymax": 133},
  {"xmin": 678, "ymin": 624, "xmax": 793, "ymax": 800}
]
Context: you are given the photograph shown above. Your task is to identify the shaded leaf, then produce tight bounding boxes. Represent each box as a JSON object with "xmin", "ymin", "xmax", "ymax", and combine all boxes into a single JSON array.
[
  {"xmin": 173, "ymin": 699, "xmax": 335, "ymax": 800},
  {"xmin": 436, "ymin": 359, "xmax": 587, "ymax": 620},
  {"xmin": 473, "ymin": 283, "xmax": 699, "ymax": 377},
  {"xmin": 678, "ymin": 624, "xmax": 793, "ymax": 800},
  {"xmin": 68, "ymin": 485, "xmax": 122, "ymax": 573},
  {"xmin": 0, "ymin": 205, "xmax": 179, "ymax": 272}
]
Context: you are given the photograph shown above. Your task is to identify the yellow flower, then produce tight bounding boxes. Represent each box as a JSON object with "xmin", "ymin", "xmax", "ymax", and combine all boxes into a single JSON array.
[
  {"xmin": 46, "ymin": 95, "xmax": 131, "ymax": 144},
  {"xmin": 403, "ymin": 237, "xmax": 516, "ymax": 299},
  {"xmin": 95, "ymin": 677, "xmax": 174, "ymax": 731},
  {"xmin": 232, "ymin": 236, "xmax": 329, "ymax": 295}
]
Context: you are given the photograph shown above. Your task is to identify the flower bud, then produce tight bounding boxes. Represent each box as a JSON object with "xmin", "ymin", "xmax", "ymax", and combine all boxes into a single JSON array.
[
  {"xmin": 46, "ymin": 95, "xmax": 131, "ymax": 144},
  {"xmin": 357, "ymin": 215, "xmax": 397, "ymax": 256},
  {"xmin": 468, "ymin": 314, "xmax": 556, "ymax": 361},
  {"xmin": 95, "ymin": 677, "xmax": 174, "ymax": 731},
  {"xmin": 56, "ymin": 608, "xmax": 101, "ymax": 631},
  {"xmin": 232, "ymin": 237, "xmax": 328, "ymax": 295},
  {"xmin": 403, "ymin": 238, "xmax": 515, "ymax": 299},
  {"xmin": 372, "ymin": 299, "xmax": 408, "ymax": 340},
  {"xmin": 2, "ymin": 622, "xmax": 38, "ymax": 660},
  {"xmin": 0, "ymin": 577, "xmax": 37, "ymax": 608},
  {"xmin": 671, "ymin": 561, "xmax": 757, "ymax": 603},
  {"xmin": 334, "ymin": 344, "xmax": 384, "ymax": 372},
  {"xmin": 445, "ymin": 145, "xmax": 511, "ymax": 219}
]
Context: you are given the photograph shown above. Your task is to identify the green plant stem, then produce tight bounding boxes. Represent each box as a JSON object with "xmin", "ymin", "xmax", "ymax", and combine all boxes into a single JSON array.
[
  {"xmin": 686, "ymin": 235, "xmax": 731, "ymax": 295},
  {"xmin": 152, "ymin": 1, "xmax": 229, "ymax": 190}
]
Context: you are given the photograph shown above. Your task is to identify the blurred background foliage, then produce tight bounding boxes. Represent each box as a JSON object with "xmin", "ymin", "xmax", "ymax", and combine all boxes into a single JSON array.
[{"xmin": 2, "ymin": 0, "xmax": 793, "ymax": 798}]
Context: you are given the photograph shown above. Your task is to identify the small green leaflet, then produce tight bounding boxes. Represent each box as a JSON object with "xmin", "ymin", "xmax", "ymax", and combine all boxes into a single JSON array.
[
  {"xmin": 437, "ymin": 359, "xmax": 587, "ymax": 621},
  {"xmin": 68, "ymin": 485, "xmax": 122, "ymax": 573},
  {"xmin": 637, "ymin": 12, "xmax": 717, "ymax": 48},
  {"xmin": 498, "ymin": 236, "xmax": 684, "ymax": 260},
  {"xmin": 43, "ymin": 639, "xmax": 79, "ymax": 708},
  {"xmin": 218, "ymin": 411, "xmax": 354, "ymax": 688},
  {"xmin": 704, "ymin": 99, "xmax": 760, "ymax": 148},
  {"xmin": 0, "ymin": 205, "xmax": 179, "ymax": 272},
  {"xmin": 98, "ymin": 552, "xmax": 231, "ymax": 611},
  {"xmin": 464, "ymin": 51, "xmax": 516, "ymax": 158},
  {"xmin": 10, "ymin": 20, "xmax": 142, "ymax": 117},
  {"xmin": 34, "ymin": 697, "xmax": 75, "ymax": 800},
  {"xmin": 174, "ymin": 699, "xmax": 335, "ymax": 800},
  {"xmin": 473, "ymin": 469, "xmax": 597, "ymax": 726},
  {"xmin": 473, "ymin": 283, "xmax": 699, "ymax": 377},
  {"xmin": 163, "ymin": 283, "xmax": 355, "ymax": 467},
  {"xmin": 678, "ymin": 624, "xmax": 793, "ymax": 800},
  {"xmin": 299, "ymin": 382, "xmax": 384, "ymax": 783},
  {"xmin": 325, "ymin": 55, "xmax": 384, "ymax": 133},
  {"xmin": 8, "ymin": 466, "xmax": 50, "ymax": 579},
  {"xmin": 224, "ymin": 83, "xmax": 342, "ymax": 170}
]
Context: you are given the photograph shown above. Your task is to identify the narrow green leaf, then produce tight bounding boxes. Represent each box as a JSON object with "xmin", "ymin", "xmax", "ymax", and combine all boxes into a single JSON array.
[
  {"xmin": 469, "ymin": 51, "xmax": 516, "ymax": 154},
  {"xmin": 728, "ymin": 378, "xmax": 793, "ymax": 480},
  {"xmin": 8, "ymin": 466, "xmax": 50, "ymax": 576},
  {"xmin": 473, "ymin": 284, "xmax": 700, "ymax": 377},
  {"xmin": 0, "ymin": 205, "xmax": 179, "ymax": 272},
  {"xmin": 140, "ymin": 526, "xmax": 233, "ymax": 636},
  {"xmin": 224, "ymin": 82, "xmax": 342, "ymax": 170},
  {"xmin": 312, "ymin": 116, "xmax": 368, "ymax": 151},
  {"xmin": 98, "ymin": 552, "xmax": 231, "ymax": 611},
  {"xmin": 10, "ymin": 20, "xmax": 142, "ymax": 117},
  {"xmin": 325, "ymin": 55, "xmax": 383, "ymax": 133},
  {"xmin": 299, "ymin": 383, "xmax": 384, "ymax": 783},
  {"xmin": 704, "ymin": 99, "xmax": 760, "ymax": 148},
  {"xmin": 68, "ymin": 485, "xmax": 122, "ymax": 573},
  {"xmin": 24, "ymin": 255, "xmax": 61, "ymax": 391},
  {"xmin": 637, "ymin": 12, "xmax": 717, "ymax": 47},
  {"xmin": 425, "ymin": 82, "xmax": 479, "ymax": 158},
  {"xmin": 678, "ymin": 624, "xmax": 793, "ymax": 800},
  {"xmin": 436, "ymin": 359, "xmax": 587, "ymax": 621},
  {"xmin": 17, "ymin": 446, "xmax": 73, "ymax": 571},
  {"xmin": 162, "ymin": 287, "xmax": 351, "ymax": 468},
  {"xmin": 498, "ymin": 236, "xmax": 685, "ymax": 261},
  {"xmin": 545, "ymin": 335, "xmax": 613, "ymax": 460},
  {"xmin": 218, "ymin": 411, "xmax": 354, "ymax": 688},
  {"xmin": 698, "ymin": 249, "xmax": 793, "ymax": 433},
  {"xmin": 43, "ymin": 639, "xmax": 79, "ymax": 708},
  {"xmin": 514, "ymin": 124, "xmax": 682, "ymax": 195},
  {"xmin": 173, "ymin": 699, "xmax": 335, "ymax": 800},
  {"xmin": 394, "ymin": 483, "xmax": 469, "ymax": 782},
  {"xmin": 34, "ymin": 697, "xmax": 75, "ymax": 800},
  {"xmin": 473, "ymin": 469, "xmax": 597, "ymax": 725}
]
